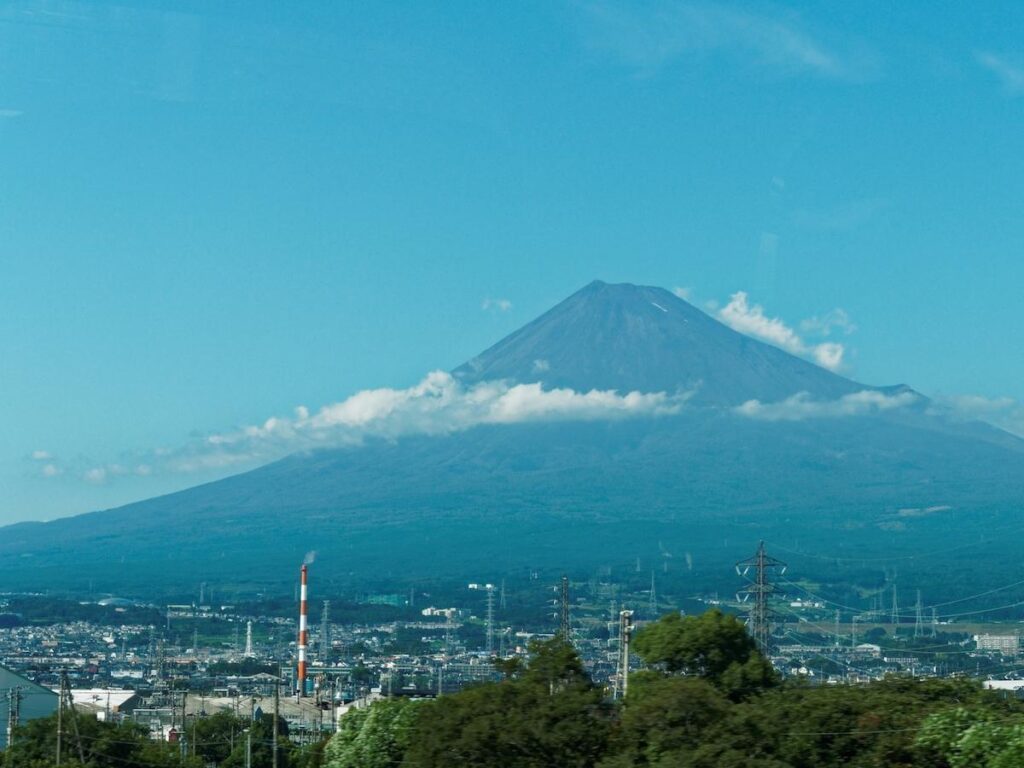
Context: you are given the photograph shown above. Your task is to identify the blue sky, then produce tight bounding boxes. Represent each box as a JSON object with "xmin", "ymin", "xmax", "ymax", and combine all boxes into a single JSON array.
[{"xmin": 2, "ymin": 1, "xmax": 1024, "ymax": 524}]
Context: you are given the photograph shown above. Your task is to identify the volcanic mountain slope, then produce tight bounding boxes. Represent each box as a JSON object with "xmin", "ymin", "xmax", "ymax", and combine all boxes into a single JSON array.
[
  {"xmin": 2, "ymin": 281, "xmax": 1023, "ymax": 593},
  {"xmin": 454, "ymin": 280, "xmax": 889, "ymax": 405}
]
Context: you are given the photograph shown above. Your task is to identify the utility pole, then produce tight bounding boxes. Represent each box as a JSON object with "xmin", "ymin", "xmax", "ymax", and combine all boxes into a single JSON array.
[
  {"xmin": 331, "ymin": 677, "xmax": 338, "ymax": 733},
  {"xmin": 273, "ymin": 676, "xmax": 280, "ymax": 768},
  {"xmin": 181, "ymin": 690, "xmax": 188, "ymax": 750},
  {"xmin": 57, "ymin": 671, "xmax": 84, "ymax": 765},
  {"xmin": 649, "ymin": 571, "xmax": 657, "ymax": 618},
  {"xmin": 485, "ymin": 585, "xmax": 493, "ymax": 659},
  {"xmin": 891, "ymin": 583, "xmax": 900, "ymax": 634},
  {"xmin": 56, "ymin": 675, "xmax": 62, "ymax": 767},
  {"xmin": 7, "ymin": 686, "xmax": 21, "ymax": 748},
  {"xmin": 444, "ymin": 610, "xmax": 453, "ymax": 656},
  {"xmin": 500, "ymin": 579, "xmax": 507, "ymax": 611},
  {"xmin": 558, "ymin": 575, "xmax": 571, "ymax": 640},
  {"xmin": 616, "ymin": 610, "xmax": 634, "ymax": 699},
  {"xmin": 735, "ymin": 541, "xmax": 787, "ymax": 654}
]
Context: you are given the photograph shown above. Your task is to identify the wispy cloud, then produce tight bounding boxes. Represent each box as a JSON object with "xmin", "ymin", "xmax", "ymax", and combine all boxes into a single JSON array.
[
  {"xmin": 929, "ymin": 394, "xmax": 1024, "ymax": 438},
  {"xmin": 976, "ymin": 51, "xmax": 1024, "ymax": 94},
  {"xmin": 673, "ymin": 286, "xmax": 692, "ymax": 300},
  {"xmin": 54, "ymin": 372, "xmax": 691, "ymax": 482},
  {"xmin": 0, "ymin": 109, "xmax": 22, "ymax": 119},
  {"xmin": 793, "ymin": 197, "xmax": 889, "ymax": 231},
  {"xmin": 736, "ymin": 390, "xmax": 918, "ymax": 421},
  {"xmin": 28, "ymin": 450, "xmax": 62, "ymax": 478},
  {"xmin": 717, "ymin": 291, "xmax": 849, "ymax": 371},
  {"xmin": 79, "ymin": 463, "xmax": 152, "ymax": 485},
  {"xmin": 83, "ymin": 467, "xmax": 108, "ymax": 484},
  {"xmin": 577, "ymin": 1, "xmax": 877, "ymax": 81},
  {"xmin": 482, "ymin": 298, "xmax": 513, "ymax": 312},
  {"xmin": 800, "ymin": 308, "xmax": 856, "ymax": 337}
]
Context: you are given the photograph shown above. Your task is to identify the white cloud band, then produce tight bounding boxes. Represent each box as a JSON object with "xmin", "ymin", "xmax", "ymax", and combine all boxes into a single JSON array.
[
  {"xmin": 111, "ymin": 372, "xmax": 691, "ymax": 477},
  {"xmin": 718, "ymin": 291, "xmax": 849, "ymax": 372},
  {"xmin": 736, "ymin": 390, "xmax": 918, "ymax": 421}
]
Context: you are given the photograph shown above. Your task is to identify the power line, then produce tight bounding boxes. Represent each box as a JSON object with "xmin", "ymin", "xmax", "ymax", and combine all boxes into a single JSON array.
[{"xmin": 782, "ymin": 578, "xmax": 1024, "ymax": 622}]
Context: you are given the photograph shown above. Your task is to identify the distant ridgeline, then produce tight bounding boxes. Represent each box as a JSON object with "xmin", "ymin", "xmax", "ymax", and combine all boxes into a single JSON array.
[{"xmin": 2, "ymin": 281, "xmax": 1023, "ymax": 606}]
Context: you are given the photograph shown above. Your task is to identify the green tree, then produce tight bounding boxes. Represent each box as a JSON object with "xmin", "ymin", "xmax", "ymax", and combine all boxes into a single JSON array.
[
  {"xmin": 3, "ymin": 710, "xmax": 198, "ymax": 768},
  {"xmin": 187, "ymin": 710, "xmax": 256, "ymax": 766},
  {"xmin": 403, "ymin": 638, "xmax": 611, "ymax": 767},
  {"xmin": 323, "ymin": 699, "xmax": 419, "ymax": 768},
  {"xmin": 685, "ymin": 677, "xmax": 1005, "ymax": 768},
  {"xmin": 632, "ymin": 609, "xmax": 777, "ymax": 699},
  {"xmin": 220, "ymin": 713, "xmax": 298, "ymax": 768},
  {"xmin": 915, "ymin": 706, "xmax": 1024, "ymax": 768},
  {"xmin": 599, "ymin": 675, "xmax": 730, "ymax": 767}
]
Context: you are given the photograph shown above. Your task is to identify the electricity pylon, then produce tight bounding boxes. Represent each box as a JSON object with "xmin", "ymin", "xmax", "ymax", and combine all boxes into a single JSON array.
[
  {"xmin": 735, "ymin": 541, "xmax": 786, "ymax": 654},
  {"xmin": 558, "ymin": 575, "xmax": 571, "ymax": 640}
]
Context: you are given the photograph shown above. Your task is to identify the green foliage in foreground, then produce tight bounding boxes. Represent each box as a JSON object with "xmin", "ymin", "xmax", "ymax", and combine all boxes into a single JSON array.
[
  {"xmin": 322, "ymin": 609, "xmax": 1024, "ymax": 768},
  {"xmin": 2, "ymin": 712, "xmax": 191, "ymax": 768},
  {"xmin": 2, "ymin": 709, "xmax": 326, "ymax": 768},
  {"xmin": 322, "ymin": 699, "xmax": 419, "ymax": 768}
]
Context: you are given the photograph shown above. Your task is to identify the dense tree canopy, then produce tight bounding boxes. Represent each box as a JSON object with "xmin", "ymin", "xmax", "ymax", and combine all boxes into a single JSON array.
[
  {"xmin": 400, "ymin": 638, "xmax": 611, "ymax": 768},
  {"xmin": 323, "ymin": 699, "xmax": 418, "ymax": 768},
  {"xmin": 631, "ymin": 608, "xmax": 777, "ymax": 700}
]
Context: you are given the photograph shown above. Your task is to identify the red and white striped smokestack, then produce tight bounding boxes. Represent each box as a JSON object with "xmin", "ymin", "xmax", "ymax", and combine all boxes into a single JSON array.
[{"xmin": 297, "ymin": 563, "xmax": 308, "ymax": 696}]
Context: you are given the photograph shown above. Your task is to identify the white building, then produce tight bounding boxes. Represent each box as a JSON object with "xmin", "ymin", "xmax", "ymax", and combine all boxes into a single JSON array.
[
  {"xmin": 0, "ymin": 665, "xmax": 59, "ymax": 749},
  {"xmin": 975, "ymin": 634, "xmax": 1020, "ymax": 655},
  {"xmin": 70, "ymin": 689, "xmax": 142, "ymax": 721}
]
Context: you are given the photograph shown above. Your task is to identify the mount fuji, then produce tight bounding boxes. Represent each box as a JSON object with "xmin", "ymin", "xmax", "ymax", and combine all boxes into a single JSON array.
[{"xmin": 3, "ymin": 281, "xmax": 1022, "ymax": 594}]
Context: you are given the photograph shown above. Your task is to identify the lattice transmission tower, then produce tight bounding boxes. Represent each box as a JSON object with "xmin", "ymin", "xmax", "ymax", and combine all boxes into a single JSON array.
[
  {"xmin": 559, "ymin": 575, "xmax": 571, "ymax": 639},
  {"xmin": 735, "ymin": 541, "xmax": 786, "ymax": 654},
  {"xmin": 321, "ymin": 600, "xmax": 332, "ymax": 661}
]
